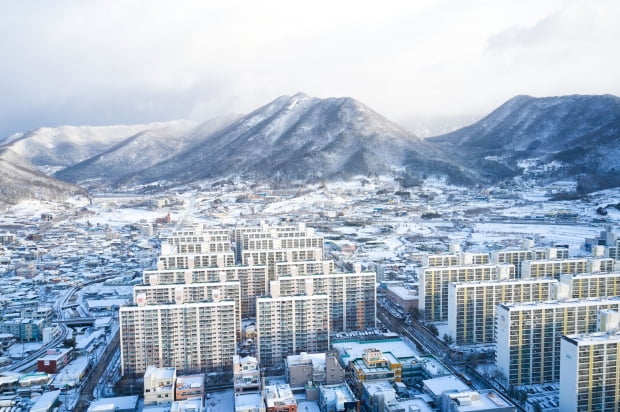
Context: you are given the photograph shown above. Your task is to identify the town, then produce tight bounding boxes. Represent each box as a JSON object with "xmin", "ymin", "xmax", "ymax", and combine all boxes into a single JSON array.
[{"xmin": 1, "ymin": 176, "xmax": 619, "ymax": 412}]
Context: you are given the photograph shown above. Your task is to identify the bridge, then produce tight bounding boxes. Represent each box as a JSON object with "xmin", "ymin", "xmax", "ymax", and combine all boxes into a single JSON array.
[{"xmin": 56, "ymin": 317, "xmax": 97, "ymax": 327}]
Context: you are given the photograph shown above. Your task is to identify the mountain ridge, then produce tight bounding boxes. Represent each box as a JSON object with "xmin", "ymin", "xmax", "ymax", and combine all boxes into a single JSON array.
[
  {"xmin": 2, "ymin": 92, "xmax": 619, "ymax": 204},
  {"xmin": 120, "ymin": 93, "xmax": 470, "ymax": 188}
]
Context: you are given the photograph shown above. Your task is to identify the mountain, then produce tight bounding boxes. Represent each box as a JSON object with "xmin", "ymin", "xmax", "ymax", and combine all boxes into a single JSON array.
[
  {"xmin": 54, "ymin": 116, "xmax": 237, "ymax": 187},
  {"xmin": 3, "ymin": 121, "xmax": 196, "ymax": 175},
  {"xmin": 123, "ymin": 93, "xmax": 471, "ymax": 187},
  {"xmin": 5, "ymin": 93, "xmax": 619, "ymax": 197},
  {"xmin": 429, "ymin": 94, "xmax": 620, "ymax": 189},
  {"xmin": 0, "ymin": 148, "xmax": 86, "ymax": 207}
]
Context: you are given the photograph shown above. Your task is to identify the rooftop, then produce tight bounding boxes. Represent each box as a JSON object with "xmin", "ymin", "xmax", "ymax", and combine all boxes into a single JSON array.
[
  {"xmin": 423, "ymin": 375, "xmax": 471, "ymax": 396},
  {"xmin": 264, "ymin": 383, "xmax": 296, "ymax": 407},
  {"xmin": 563, "ymin": 330, "xmax": 620, "ymax": 345},
  {"xmin": 447, "ymin": 390, "xmax": 514, "ymax": 411},
  {"xmin": 87, "ymin": 395, "xmax": 139, "ymax": 412},
  {"xmin": 332, "ymin": 337, "xmax": 418, "ymax": 361},
  {"xmin": 176, "ymin": 374, "xmax": 204, "ymax": 390}
]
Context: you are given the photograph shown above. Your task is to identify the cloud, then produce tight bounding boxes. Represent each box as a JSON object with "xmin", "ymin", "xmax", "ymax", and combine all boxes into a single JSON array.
[{"xmin": 0, "ymin": 0, "xmax": 618, "ymax": 138}]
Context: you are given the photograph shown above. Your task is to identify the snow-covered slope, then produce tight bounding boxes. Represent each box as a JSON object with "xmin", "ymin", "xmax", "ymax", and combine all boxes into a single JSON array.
[
  {"xmin": 54, "ymin": 116, "xmax": 237, "ymax": 186},
  {"xmin": 428, "ymin": 94, "xmax": 620, "ymax": 189},
  {"xmin": 126, "ymin": 93, "xmax": 469, "ymax": 186},
  {"xmin": 431, "ymin": 94, "xmax": 620, "ymax": 152},
  {"xmin": 0, "ymin": 148, "xmax": 86, "ymax": 207},
  {"xmin": 2, "ymin": 121, "xmax": 196, "ymax": 174}
]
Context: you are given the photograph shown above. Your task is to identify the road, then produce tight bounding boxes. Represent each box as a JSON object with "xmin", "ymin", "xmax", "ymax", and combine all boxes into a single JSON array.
[
  {"xmin": 73, "ymin": 330, "xmax": 120, "ymax": 412},
  {"xmin": 377, "ymin": 306, "xmax": 527, "ymax": 411}
]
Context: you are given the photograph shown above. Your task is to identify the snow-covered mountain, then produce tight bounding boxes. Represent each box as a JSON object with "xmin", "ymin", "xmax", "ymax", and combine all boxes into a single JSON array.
[
  {"xmin": 124, "ymin": 93, "xmax": 470, "ymax": 187},
  {"xmin": 429, "ymin": 94, "xmax": 620, "ymax": 189},
  {"xmin": 3, "ymin": 92, "xmax": 619, "ymax": 202},
  {"xmin": 4, "ymin": 121, "xmax": 196, "ymax": 175},
  {"xmin": 0, "ymin": 148, "xmax": 86, "ymax": 207},
  {"xmin": 431, "ymin": 94, "xmax": 620, "ymax": 151},
  {"xmin": 54, "ymin": 116, "xmax": 237, "ymax": 187}
]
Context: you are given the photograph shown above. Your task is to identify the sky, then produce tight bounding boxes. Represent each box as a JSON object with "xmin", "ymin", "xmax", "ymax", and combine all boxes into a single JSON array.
[{"xmin": 0, "ymin": 0, "xmax": 619, "ymax": 138}]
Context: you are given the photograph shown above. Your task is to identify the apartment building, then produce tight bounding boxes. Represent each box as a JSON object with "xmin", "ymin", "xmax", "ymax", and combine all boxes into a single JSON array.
[
  {"xmin": 242, "ymin": 248, "xmax": 323, "ymax": 282},
  {"xmin": 492, "ymin": 246, "xmax": 569, "ymax": 277},
  {"xmin": 271, "ymin": 269, "xmax": 376, "ymax": 333},
  {"xmin": 120, "ymin": 298, "xmax": 237, "ymax": 376},
  {"xmin": 608, "ymin": 239, "xmax": 620, "ymax": 260},
  {"xmin": 423, "ymin": 252, "xmax": 490, "ymax": 267},
  {"xmin": 419, "ymin": 264, "xmax": 514, "ymax": 321},
  {"xmin": 134, "ymin": 280, "xmax": 242, "ymax": 339},
  {"xmin": 559, "ymin": 272, "xmax": 620, "ymax": 299},
  {"xmin": 423, "ymin": 253, "xmax": 460, "ymax": 268},
  {"xmin": 233, "ymin": 223, "xmax": 313, "ymax": 258},
  {"xmin": 161, "ymin": 240, "xmax": 232, "ymax": 254},
  {"xmin": 447, "ymin": 278, "xmax": 557, "ymax": 345},
  {"xmin": 245, "ymin": 235, "xmax": 324, "ymax": 251},
  {"xmin": 256, "ymin": 293, "xmax": 330, "ymax": 367},
  {"xmin": 157, "ymin": 251, "xmax": 235, "ymax": 270},
  {"xmin": 164, "ymin": 226, "xmax": 231, "ymax": 253},
  {"xmin": 275, "ymin": 259, "xmax": 335, "ymax": 277},
  {"xmin": 495, "ymin": 297, "xmax": 620, "ymax": 386},
  {"xmin": 0, "ymin": 318, "xmax": 45, "ymax": 342},
  {"xmin": 168, "ymin": 225, "xmax": 229, "ymax": 239},
  {"xmin": 560, "ymin": 330, "xmax": 620, "ymax": 412},
  {"xmin": 521, "ymin": 258, "xmax": 614, "ymax": 280},
  {"xmin": 143, "ymin": 264, "xmax": 268, "ymax": 318}
]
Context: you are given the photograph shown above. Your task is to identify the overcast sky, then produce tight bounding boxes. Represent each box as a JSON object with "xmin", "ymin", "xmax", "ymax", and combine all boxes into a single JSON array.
[{"xmin": 1, "ymin": 0, "xmax": 618, "ymax": 137}]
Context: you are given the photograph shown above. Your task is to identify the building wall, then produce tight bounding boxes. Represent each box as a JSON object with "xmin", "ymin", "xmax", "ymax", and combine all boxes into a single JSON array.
[
  {"xmin": 496, "ymin": 299, "xmax": 620, "ymax": 386},
  {"xmin": 560, "ymin": 334, "xmax": 620, "ymax": 412},
  {"xmin": 143, "ymin": 265, "xmax": 268, "ymax": 318},
  {"xmin": 420, "ymin": 265, "xmax": 509, "ymax": 322},
  {"xmin": 257, "ymin": 295, "xmax": 330, "ymax": 367},
  {"xmin": 120, "ymin": 301, "xmax": 237, "ymax": 376},
  {"xmin": 274, "ymin": 271, "xmax": 376, "ymax": 333},
  {"xmin": 447, "ymin": 279, "xmax": 556, "ymax": 345},
  {"xmin": 134, "ymin": 281, "xmax": 242, "ymax": 339}
]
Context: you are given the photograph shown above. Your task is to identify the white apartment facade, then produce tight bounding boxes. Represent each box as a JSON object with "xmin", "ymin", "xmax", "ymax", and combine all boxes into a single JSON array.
[
  {"xmin": 560, "ymin": 331, "xmax": 620, "ymax": 412},
  {"xmin": 495, "ymin": 297, "xmax": 620, "ymax": 386},
  {"xmin": 419, "ymin": 264, "xmax": 514, "ymax": 321},
  {"xmin": 447, "ymin": 278, "xmax": 557, "ymax": 345},
  {"xmin": 120, "ymin": 299, "xmax": 237, "ymax": 376},
  {"xmin": 256, "ymin": 293, "xmax": 330, "ymax": 367},
  {"xmin": 142, "ymin": 264, "xmax": 268, "ymax": 318},
  {"xmin": 521, "ymin": 258, "xmax": 614, "ymax": 280},
  {"xmin": 271, "ymin": 269, "xmax": 376, "ymax": 333}
]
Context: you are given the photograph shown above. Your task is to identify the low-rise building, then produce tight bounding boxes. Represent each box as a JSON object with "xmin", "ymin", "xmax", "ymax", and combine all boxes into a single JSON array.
[
  {"xmin": 285, "ymin": 352, "xmax": 344, "ymax": 389},
  {"xmin": 234, "ymin": 392, "xmax": 264, "ymax": 412},
  {"xmin": 144, "ymin": 366, "xmax": 177, "ymax": 406},
  {"xmin": 318, "ymin": 382, "xmax": 359, "ymax": 412},
  {"xmin": 233, "ymin": 355, "xmax": 261, "ymax": 393},
  {"xmin": 175, "ymin": 374, "xmax": 205, "ymax": 402},
  {"xmin": 171, "ymin": 397, "xmax": 204, "ymax": 412},
  {"xmin": 87, "ymin": 395, "xmax": 139, "ymax": 412},
  {"xmin": 37, "ymin": 347, "xmax": 74, "ymax": 374},
  {"xmin": 422, "ymin": 375, "xmax": 471, "ymax": 406},
  {"xmin": 441, "ymin": 390, "xmax": 516, "ymax": 412},
  {"xmin": 264, "ymin": 383, "xmax": 297, "ymax": 412}
]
